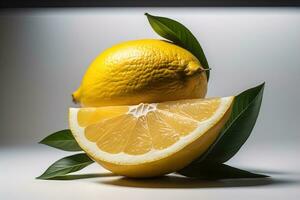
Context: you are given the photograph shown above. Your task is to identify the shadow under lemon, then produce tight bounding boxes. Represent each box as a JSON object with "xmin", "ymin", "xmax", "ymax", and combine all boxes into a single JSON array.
[
  {"xmin": 47, "ymin": 170, "xmax": 297, "ymax": 189},
  {"xmin": 99, "ymin": 174, "xmax": 274, "ymax": 188}
]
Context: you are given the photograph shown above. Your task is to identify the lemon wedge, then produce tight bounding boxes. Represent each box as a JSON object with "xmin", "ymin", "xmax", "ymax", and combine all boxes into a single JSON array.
[{"xmin": 69, "ymin": 97, "xmax": 234, "ymax": 177}]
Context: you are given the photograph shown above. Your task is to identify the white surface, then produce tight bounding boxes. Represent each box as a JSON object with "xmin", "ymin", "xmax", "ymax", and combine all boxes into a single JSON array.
[{"xmin": 1, "ymin": 146, "xmax": 300, "ymax": 200}]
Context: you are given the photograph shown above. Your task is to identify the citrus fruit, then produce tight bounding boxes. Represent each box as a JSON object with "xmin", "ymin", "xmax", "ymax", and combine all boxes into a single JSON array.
[
  {"xmin": 72, "ymin": 39, "xmax": 208, "ymax": 107},
  {"xmin": 69, "ymin": 97, "xmax": 234, "ymax": 177}
]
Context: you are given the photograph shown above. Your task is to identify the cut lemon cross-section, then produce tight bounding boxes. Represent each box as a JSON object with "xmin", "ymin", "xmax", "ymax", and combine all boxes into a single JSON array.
[{"xmin": 69, "ymin": 97, "xmax": 234, "ymax": 177}]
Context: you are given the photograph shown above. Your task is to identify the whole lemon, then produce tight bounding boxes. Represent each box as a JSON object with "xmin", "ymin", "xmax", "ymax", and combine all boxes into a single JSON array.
[{"xmin": 72, "ymin": 39, "xmax": 207, "ymax": 107}]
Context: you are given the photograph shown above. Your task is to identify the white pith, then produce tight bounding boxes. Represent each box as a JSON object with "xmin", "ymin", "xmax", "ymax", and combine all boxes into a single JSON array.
[
  {"xmin": 127, "ymin": 103, "xmax": 157, "ymax": 117},
  {"xmin": 69, "ymin": 97, "xmax": 233, "ymax": 165}
]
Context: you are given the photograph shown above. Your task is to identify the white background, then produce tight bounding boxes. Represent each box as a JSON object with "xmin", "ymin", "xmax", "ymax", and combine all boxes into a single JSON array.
[{"xmin": 0, "ymin": 8, "xmax": 300, "ymax": 200}]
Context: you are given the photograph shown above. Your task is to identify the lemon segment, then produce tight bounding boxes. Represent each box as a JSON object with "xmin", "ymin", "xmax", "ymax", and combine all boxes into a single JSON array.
[{"xmin": 69, "ymin": 97, "xmax": 234, "ymax": 177}]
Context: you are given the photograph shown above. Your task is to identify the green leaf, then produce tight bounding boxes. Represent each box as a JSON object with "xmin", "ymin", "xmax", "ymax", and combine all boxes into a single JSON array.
[
  {"xmin": 145, "ymin": 13, "xmax": 210, "ymax": 80},
  {"xmin": 39, "ymin": 129, "xmax": 82, "ymax": 151},
  {"xmin": 178, "ymin": 163, "xmax": 268, "ymax": 180},
  {"xmin": 46, "ymin": 173, "xmax": 114, "ymax": 180},
  {"xmin": 37, "ymin": 153, "xmax": 94, "ymax": 180},
  {"xmin": 194, "ymin": 83, "xmax": 265, "ymax": 164}
]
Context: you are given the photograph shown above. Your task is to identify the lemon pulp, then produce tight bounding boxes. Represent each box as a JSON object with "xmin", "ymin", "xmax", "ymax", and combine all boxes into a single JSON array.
[{"xmin": 69, "ymin": 97, "xmax": 234, "ymax": 177}]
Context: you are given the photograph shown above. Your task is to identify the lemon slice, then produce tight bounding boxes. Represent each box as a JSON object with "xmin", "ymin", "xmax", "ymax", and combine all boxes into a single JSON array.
[{"xmin": 69, "ymin": 97, "xmax": 234, "ymax": 177}]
